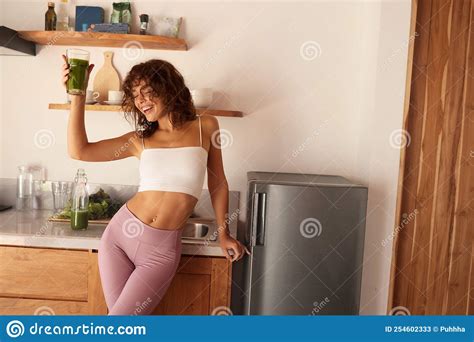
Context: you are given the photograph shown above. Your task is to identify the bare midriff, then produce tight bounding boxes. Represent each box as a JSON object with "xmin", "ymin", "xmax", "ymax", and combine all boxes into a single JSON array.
[{"xmin": 126, "ymin": 191, "xmax": 198, "ymax": 231}]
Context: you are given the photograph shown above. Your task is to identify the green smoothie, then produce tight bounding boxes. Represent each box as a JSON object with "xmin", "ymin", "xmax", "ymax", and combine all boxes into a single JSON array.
[
  {"xmin": 67, "ymin": 58, "xmax": 89, "ymax": 95},
  {"xmin": 71, "ymin": 209, "xmax": 89, "ymax": 230}
]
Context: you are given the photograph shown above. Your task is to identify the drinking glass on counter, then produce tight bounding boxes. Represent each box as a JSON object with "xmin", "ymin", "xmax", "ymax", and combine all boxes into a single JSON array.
[
  {"xmin": 16, "ymin": 165, "xmax": 33, "ymax": 210},
  {"xmin": 51, "ymin": 181, "xmax": 73, "ymax": 213}
]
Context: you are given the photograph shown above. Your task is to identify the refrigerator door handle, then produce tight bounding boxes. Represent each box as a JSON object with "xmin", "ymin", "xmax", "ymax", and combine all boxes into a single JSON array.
[
  {"xmin": 250, "ymin": 192, "xmax": 259, "ymax": 247},
  {"xmin": 254, "ymin": 192, "xmax": 266, "ymax": 246}
]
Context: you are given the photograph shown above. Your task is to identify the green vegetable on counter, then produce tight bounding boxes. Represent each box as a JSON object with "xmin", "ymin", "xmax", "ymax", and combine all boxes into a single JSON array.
[{"xmin": 53, "ymin": 187, "xmax": 123, "ymax": 221}]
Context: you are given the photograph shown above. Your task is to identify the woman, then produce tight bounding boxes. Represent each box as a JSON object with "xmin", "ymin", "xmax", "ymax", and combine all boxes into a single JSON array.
[{"xmin": 61, "ymin": 56, "xmax": 250, "ymax": 315}]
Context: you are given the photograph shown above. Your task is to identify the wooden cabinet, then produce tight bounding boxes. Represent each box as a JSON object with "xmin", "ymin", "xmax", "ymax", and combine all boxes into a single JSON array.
[
  {"xmin": 154, "ymin": 256, "xmax": 231, "ymax": 315},
  {"xmin": 0, "ymin": 298, "xmax": 90, "ymax": 315},
  {"xmin": 0, "ymin": 246, "xmax": 231, "ymax": 315},
  {"xmin": 0, "ymin": 246, "xmax": 106, "ymax": 315}
]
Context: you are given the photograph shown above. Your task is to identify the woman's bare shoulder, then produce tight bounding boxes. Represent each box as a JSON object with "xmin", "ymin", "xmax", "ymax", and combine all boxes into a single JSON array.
[{"xmin": 199, "ymin": 114, "xmax": 219, "ymax": 132}]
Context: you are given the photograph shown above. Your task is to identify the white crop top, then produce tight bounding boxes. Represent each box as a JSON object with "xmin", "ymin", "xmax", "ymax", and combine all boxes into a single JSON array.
[{"xmin": 137, "ymin": 115, "xmax": 208, "ymax": 200}]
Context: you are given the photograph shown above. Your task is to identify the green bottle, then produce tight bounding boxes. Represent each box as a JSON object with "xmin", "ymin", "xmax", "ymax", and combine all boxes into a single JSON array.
[
  {"xmin": 45, "ymin": 2, "xmax": 57, "ymax": 31},
  {"xmin": 71, "ymin": 168, "xmax": 89, "ymax": 230}
]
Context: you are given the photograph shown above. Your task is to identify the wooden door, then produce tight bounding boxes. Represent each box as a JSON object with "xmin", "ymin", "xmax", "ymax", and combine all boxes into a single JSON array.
[
  {"xmin": 153, "ymin": 256, "xmax": 232, "ymax": 315},
  {"xmin": 388, "ymin": 0, "xmax": 474, "ymax": 315}
]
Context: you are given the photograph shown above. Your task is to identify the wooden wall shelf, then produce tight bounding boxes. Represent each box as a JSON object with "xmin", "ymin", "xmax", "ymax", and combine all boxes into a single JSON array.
[
  {"xmin": 19, "ymin": 31, "xmax": 187, "ymax": 51},
  {"xmin": 48, "ymin": 103, "xmax": 243, "ymax": 118}
]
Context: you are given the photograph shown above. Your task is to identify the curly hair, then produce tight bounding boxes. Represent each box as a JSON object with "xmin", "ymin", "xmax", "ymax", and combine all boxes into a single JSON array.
[{"xmin": 122, "ymin": 59, "xmax": 197, "ymax": 138}]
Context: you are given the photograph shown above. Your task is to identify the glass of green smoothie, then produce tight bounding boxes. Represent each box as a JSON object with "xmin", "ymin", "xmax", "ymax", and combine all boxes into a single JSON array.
[{"xmin": 66, "ymin": 49, "xmax": 90, "ymax": 96}]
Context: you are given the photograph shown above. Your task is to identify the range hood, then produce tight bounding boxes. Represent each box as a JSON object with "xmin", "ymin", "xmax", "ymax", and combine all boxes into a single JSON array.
[{"xmin": 0, "ymin": 26, "xmax": 36, "ymax": 56}]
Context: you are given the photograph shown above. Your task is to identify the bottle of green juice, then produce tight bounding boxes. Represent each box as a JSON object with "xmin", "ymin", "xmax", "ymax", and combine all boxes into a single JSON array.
[{"xmin": 71, "ymin": 168, "xmax": 89, "ymax": 230}]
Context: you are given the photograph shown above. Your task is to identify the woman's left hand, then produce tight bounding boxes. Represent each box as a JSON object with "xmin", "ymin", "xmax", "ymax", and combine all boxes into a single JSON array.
[{"xmin": 219, "ymin": 233, "xmax": 251, "ymax": 262}]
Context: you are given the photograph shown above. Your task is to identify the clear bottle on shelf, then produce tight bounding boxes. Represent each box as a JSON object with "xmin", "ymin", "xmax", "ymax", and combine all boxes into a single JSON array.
[{"xmin": 56, "ymin": 0, "xmax": 70, "ymax": 31}]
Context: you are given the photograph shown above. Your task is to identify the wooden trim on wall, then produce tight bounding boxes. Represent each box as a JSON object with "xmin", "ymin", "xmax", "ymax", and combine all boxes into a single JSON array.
[
  {"xmin": 388, "ymin": 0, "xmax": 474, "ymax": 315},
  {"xmin": 387, "ymin": 0, "xmax": 419, "ymax": 313}
]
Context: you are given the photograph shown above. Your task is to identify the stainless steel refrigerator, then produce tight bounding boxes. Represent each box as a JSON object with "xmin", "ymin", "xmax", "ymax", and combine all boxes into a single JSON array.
[{"xmin": 231, "ymin": 172, "xmax": 368, "ymax": 315}]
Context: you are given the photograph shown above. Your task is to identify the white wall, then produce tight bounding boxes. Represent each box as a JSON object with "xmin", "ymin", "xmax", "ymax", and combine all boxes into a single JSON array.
[
  {"xmin": 355, "ymin": 0, "xmax": 412, "ymax": 315},
  {"xmin": 0, "ymin": 0, "xmax": 412, "ymax": 314},
  {"xmin": 0, "ymin": 0, "xmax": 4, "ymax": 168}
]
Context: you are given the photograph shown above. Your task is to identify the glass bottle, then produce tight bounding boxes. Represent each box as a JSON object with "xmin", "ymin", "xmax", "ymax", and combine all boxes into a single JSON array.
[
  {"xmin": 139, "ymin": 14, "xmax": 149, "ymax": 35},
  {"xmin": 16, "ymin": 165, "xmax": 33, "ymax": 210},
  {"xmin": 56, "ymin": 0, "xmax": 69, "ymax": 31},
  {"xmin": 71, "ymin": 168, "xmax": 89, "ymax": 230},
  {"xmin": 67, "ymin": 0, "xmax": 76, "ymax": 31},
  {"xmin": 45, "ymin": 2, "xmax": 57, "ymax": 31}
]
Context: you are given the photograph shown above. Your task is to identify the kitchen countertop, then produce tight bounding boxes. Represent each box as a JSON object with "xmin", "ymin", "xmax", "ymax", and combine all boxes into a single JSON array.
[{"xmin": 0, "ymin": 208, "xmax": 225, "ymax": 257}]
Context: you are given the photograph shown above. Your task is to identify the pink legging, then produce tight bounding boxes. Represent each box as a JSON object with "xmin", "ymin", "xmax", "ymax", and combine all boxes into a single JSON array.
[{"xmin": 98, "ymin": 203, "xmax": 183, "ymax": 315}]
